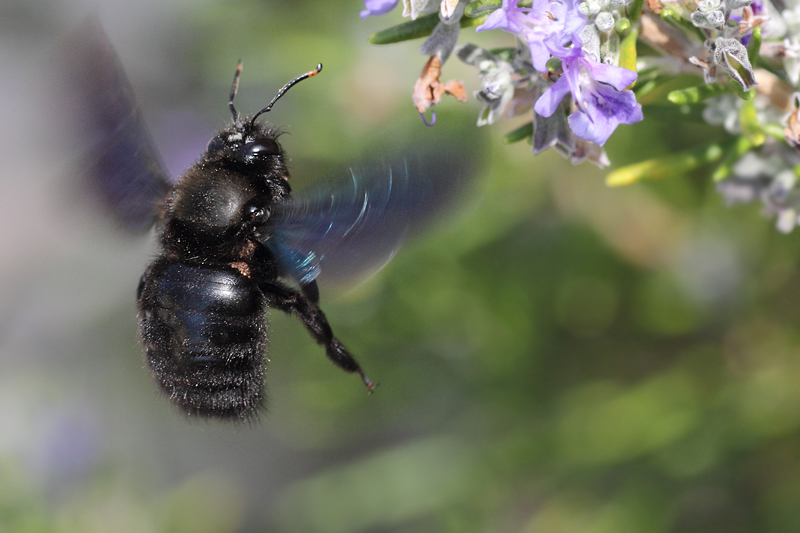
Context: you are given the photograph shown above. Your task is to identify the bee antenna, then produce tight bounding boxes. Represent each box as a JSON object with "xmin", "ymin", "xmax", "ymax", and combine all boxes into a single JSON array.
[
  {"xmin": 229, "ymin": 59, "xmax": 243, "ymax": 123},
  {"xmin": 250, "ymin": 63, "xmax": 322, "ymax": 127}
]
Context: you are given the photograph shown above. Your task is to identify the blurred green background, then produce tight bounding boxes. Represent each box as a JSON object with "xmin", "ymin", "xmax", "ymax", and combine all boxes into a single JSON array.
[{"xmin": 2, "ymin": 0, "xmax": 800, "ymax": 531}]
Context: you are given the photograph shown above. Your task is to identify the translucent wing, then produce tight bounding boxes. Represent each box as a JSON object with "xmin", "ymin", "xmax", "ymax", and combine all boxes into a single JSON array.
[
  {"xmin": 262, "ymin": 148, "xmax": 473, "ymax": 286},
  {"xmin": 61, "ymin": 18, "xmax": 172, "ymax": 232}
]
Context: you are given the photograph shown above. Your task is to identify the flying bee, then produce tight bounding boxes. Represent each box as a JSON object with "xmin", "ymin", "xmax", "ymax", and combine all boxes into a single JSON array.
[{"xmin": 62, "ymin": 22, "xmax": 473, "ymax": 420}]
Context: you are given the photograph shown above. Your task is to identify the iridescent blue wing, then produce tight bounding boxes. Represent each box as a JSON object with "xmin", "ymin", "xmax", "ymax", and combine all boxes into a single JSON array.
[
  {"xmin": 61, "ymin": 19, "xmax": 172, "ymax": 232},
  {"xmin": 262, "ymin": 149, "xmax": 472, "ymax": 286}
]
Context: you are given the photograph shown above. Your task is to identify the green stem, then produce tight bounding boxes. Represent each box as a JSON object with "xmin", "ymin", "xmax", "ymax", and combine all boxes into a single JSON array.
[
  {"xmin": 764, "ymin": 124, "xmax": 786, "ymax": 141},
  {"xmin": 660, "ymin": 7, "xmax": 706, "ymax": 42},
  {"xmin": 729, "ymin": 79, "xmax": 756, "ymax": 101},
  {"xmin": 711, "ymin": 136, "xmax": 753, "ymax": 181},
  {"xmin": 739, "ymin": 98, "xmax": 766, "ymax": 146}
]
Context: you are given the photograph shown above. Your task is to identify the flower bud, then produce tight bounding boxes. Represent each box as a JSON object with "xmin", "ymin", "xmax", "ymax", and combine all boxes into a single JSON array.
[
  {"xmin": 546, "ymin": 56, "xmax": 563, "ymax": 72},
  {"xmin": 697, "ymin": 0, "xmax": 722, "ymax": 13},
  {"xmin": 595, "ymin": 12, "xmax": 616, "ymax": 32},
  {"xmin": 714, "ymin": 37, "xmax": 757, "ymax": 90},
  {"xmin": 583, "ymin": 0, "xmax": 601, "ymax": 15},
  {"xmin": 579, "ymin": 24, "xmax": 602, "ymax": 62},
  {"xmin": 724, "ymin": 0, "xmax": 754, "ymax": 10},
  {"xmin": 600, "ymin": 28, "xmax": 620, "ymax": 64},
  {"xmin": 691, "ymin": 9, "xmax": 725, "ymax": 29}
]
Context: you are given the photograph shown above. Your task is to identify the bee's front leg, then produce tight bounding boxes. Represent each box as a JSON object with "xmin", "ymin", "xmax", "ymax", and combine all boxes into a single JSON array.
[{"xmin": 260, "ymin": 281, "xmax": 375, "ymax": 391}]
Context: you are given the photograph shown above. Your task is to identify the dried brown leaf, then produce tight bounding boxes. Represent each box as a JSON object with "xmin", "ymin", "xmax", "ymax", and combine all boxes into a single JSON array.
[{"xmin": 412, "ymin": 55, "xmax": 467, "ymax": 115}]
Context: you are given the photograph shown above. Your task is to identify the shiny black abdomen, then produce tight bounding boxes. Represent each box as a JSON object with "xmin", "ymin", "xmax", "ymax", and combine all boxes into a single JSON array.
[{"xmin": 137, "ymin": 259, "xmax": 267, "ymax": 419}]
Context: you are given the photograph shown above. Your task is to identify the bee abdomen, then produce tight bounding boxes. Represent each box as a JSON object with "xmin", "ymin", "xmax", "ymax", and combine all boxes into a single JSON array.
[{"xmin": 137, "ymin": 260, "xmax": 267, "ymax": 419}]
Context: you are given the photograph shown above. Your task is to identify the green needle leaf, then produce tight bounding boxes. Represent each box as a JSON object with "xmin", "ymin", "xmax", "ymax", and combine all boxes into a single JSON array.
[
  {"xmin": 606, "ymin": 140, "xmax": 734, "ymax": 186},
  {"xmin": 619, "ymin": 28, "xmax": 638, "ymax": 86},
  {"xmin": 747, "ymin": 26, "xmax": 762, "ymax": 64},
  {"xmin": 642, "ymin": 104, "xmax": 706, "ymax": 122},
  {"xmin": 668, "ymin": 82, "xmax": 732, "ymax": 104},
  {"xmin": 628, "ymin": 0, "xmax": 645, "ymax": 22},
  {"xmin": 503, "ymin": 122, "xmax": 533, "ymax": 144},
  {"xmin": 465, "ymin": 0, "xmax": 501, "ymax": 18},
  {"xmin": 369, "ymin": 12, "xmax": 488, "ymax": 44}
]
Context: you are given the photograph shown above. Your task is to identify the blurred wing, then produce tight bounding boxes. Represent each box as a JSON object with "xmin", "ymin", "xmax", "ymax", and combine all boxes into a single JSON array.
[
  {"xmin": 61, "ymin": 18, "xmax": 172, "ymax": 232},
  {"xmin": 262, "ymin": 149, "xmax": 473, "ymax": 286}
]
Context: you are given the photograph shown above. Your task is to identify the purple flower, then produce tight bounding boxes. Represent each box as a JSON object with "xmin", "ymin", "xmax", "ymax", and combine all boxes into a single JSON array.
[
  {"xmin": 567, "ymin": 81, "xmax": 643, "ymax": 145},
  {"xmin": 477, "ymin": 0, "xmax": 527, "ymax": 33},
  {"xmin": 360, "ymin": 0, "xmax": 399, "ymax": 19},
  {"xmin": 477, "ymin": 0, "xmax": 587, "ymax": 72},
  {"xmin": 534, "ymin": 36, "xmax": 642, "ymax": 145}
]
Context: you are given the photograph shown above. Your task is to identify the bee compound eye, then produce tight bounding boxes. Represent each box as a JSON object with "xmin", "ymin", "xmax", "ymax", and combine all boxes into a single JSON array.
[
  {"xmin": 244, "ymin": 137, "xmax": 280, "ymax": 159},
  {"xmin": 206, "ymin": 136, "xmax": 225, "ymax": 153}
]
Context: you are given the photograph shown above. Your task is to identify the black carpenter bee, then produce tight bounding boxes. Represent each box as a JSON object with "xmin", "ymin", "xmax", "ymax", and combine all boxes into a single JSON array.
[{"xmin": 63, "ymin": 22, "xmax": 472, "ymax": 420}]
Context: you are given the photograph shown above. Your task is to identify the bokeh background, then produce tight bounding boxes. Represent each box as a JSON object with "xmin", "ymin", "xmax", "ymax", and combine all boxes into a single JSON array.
[{"xmin": 3, "ymin": 0, "xmax": 800, "ymax": 531}]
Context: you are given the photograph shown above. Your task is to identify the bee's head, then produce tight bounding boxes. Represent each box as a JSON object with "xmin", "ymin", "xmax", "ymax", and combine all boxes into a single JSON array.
[
  {"xmin": 203, "ymin": 60, "xmax": 322, "ymax": 172},
  {"xmin": 205, "ymin": 122, "xmax": 283, "ymax": 167}
]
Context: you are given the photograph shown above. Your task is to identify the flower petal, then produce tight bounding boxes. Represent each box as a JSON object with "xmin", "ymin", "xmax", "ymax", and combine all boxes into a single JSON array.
[
  {"xmin": 360, "ymin": 0, "xmax": 399, "ymax": 18},
  {"xmin": 568, "ymin": 82, "xmax": 643, "ymax": 145},
  {"xmin": 584, "ymin": 61, "xmax": 638, "ymax": 91},
  {"xmin": 529, "ymin": 40, "xmax": 551, "ymax": 72},
  {"xmin": 543, "ymin": 32, "xmax": 582, "ymax": 60},
  {"xmin": 562, "ymin": 2, "xmax": 588, "ymax": 39},
  {"xmin": 534, "ymin": 74, "xmax": 572, "ymax": 117},
  {"xmin": 477, "ymin": 0, "xmax": 524, "ymax": 33}
]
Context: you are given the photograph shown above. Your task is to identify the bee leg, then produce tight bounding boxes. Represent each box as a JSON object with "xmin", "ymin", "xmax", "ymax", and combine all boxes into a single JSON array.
[
  {"xmin": 260, "ymin": 282, "xmax": 375, "ymax": 392},
  {"xmin": 301, "ymin": 280, "xmax": 320, "ymax": 303}
]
